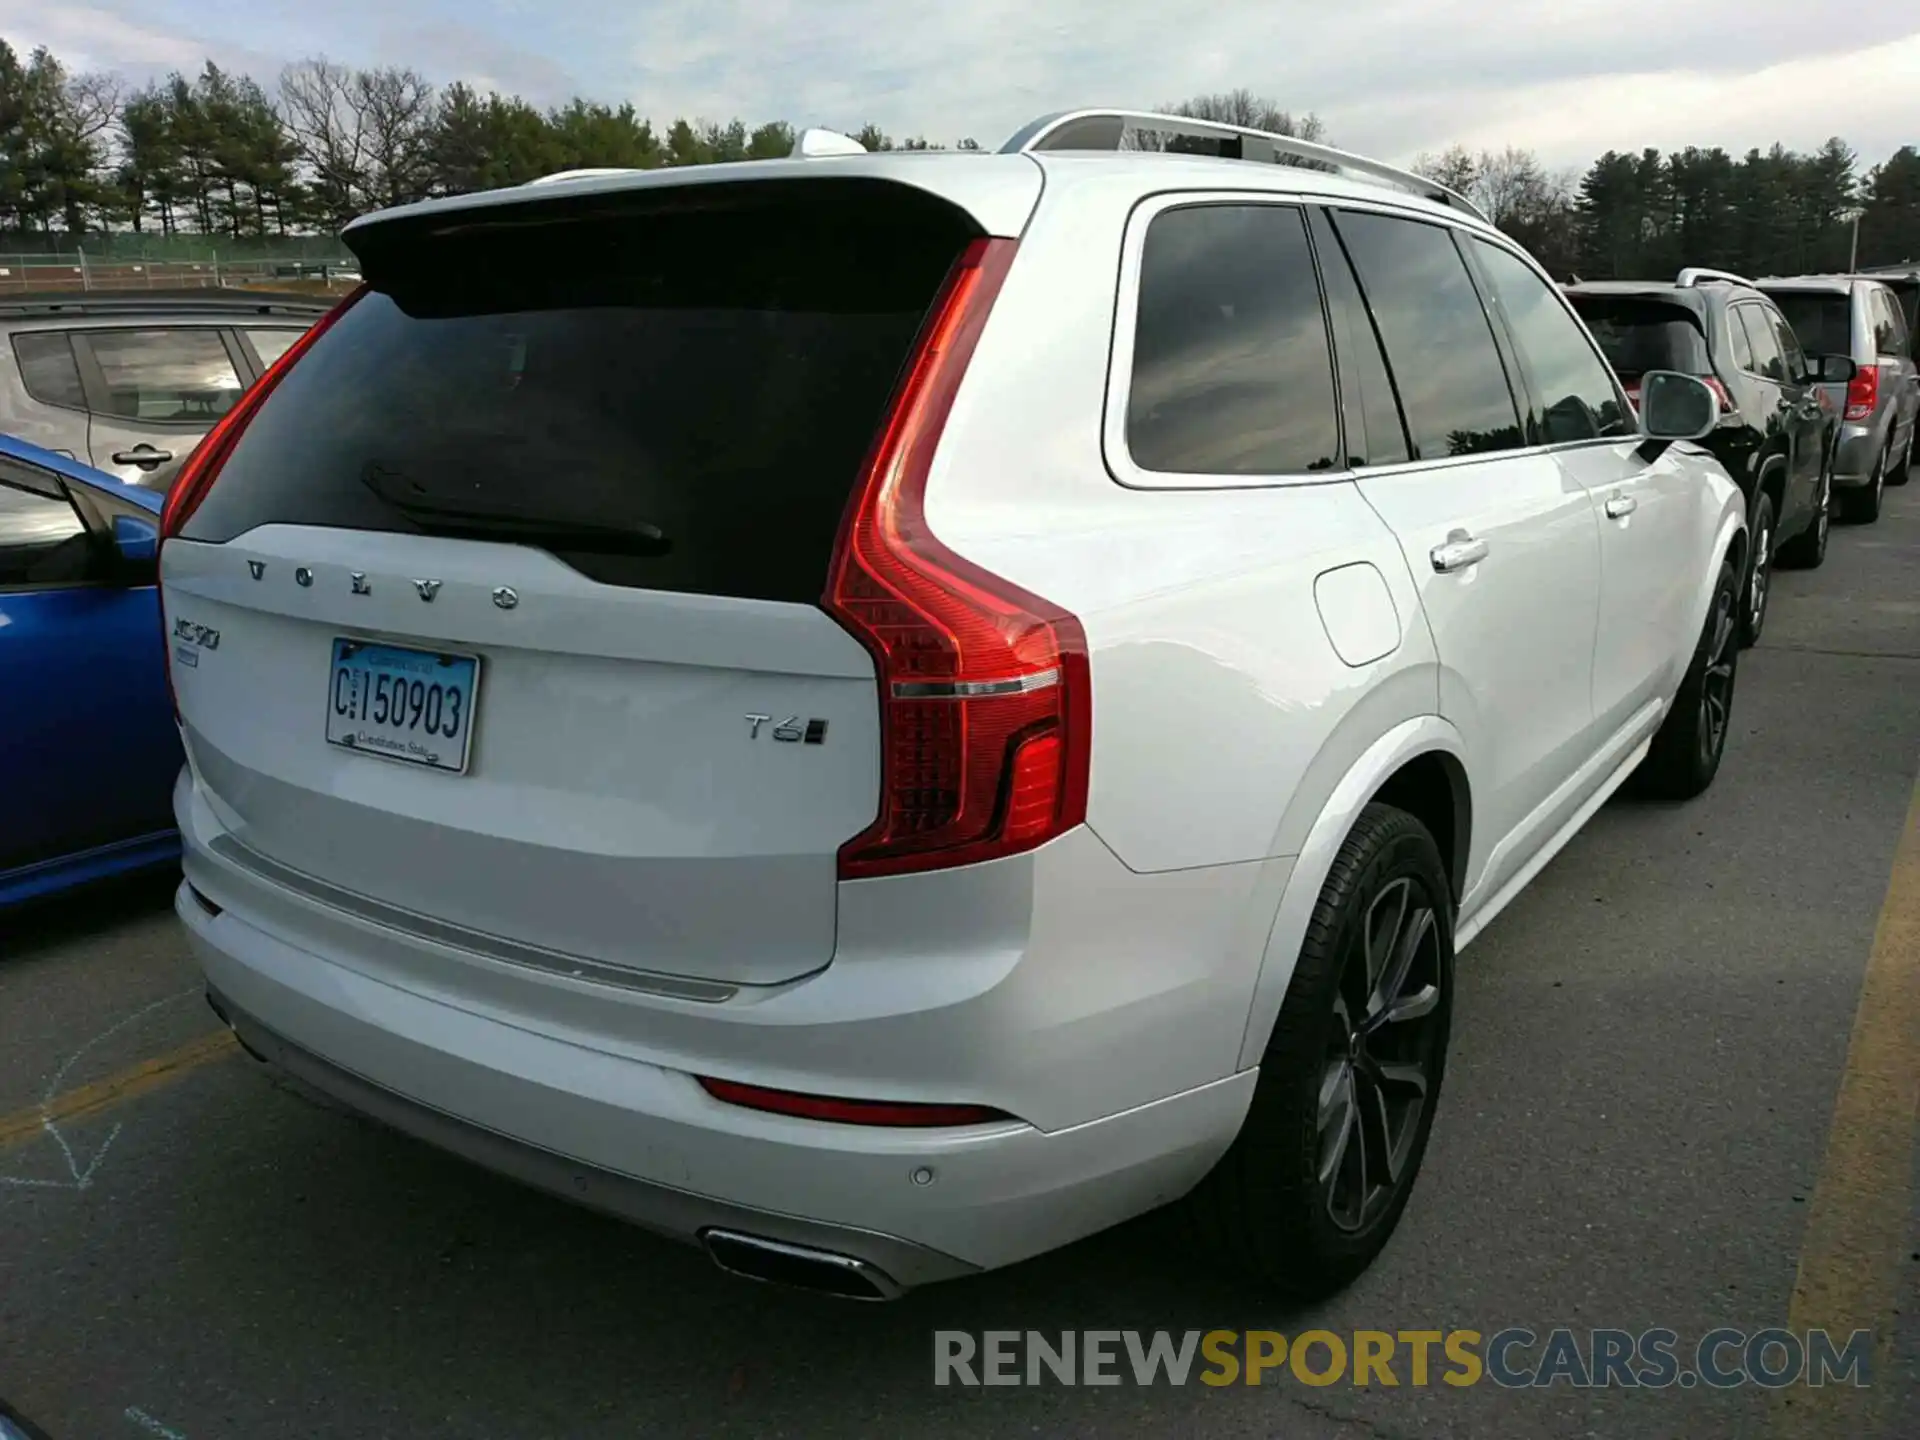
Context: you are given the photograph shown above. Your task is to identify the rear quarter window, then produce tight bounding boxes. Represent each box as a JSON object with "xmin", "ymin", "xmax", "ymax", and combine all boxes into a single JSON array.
[
  {"xmin": 11, "ymin": 332, "xmax": 88, "ymax": 410},
  {"xmin": 1124, "ymin": 202, "xmax": 1341, "ymax": 476}
]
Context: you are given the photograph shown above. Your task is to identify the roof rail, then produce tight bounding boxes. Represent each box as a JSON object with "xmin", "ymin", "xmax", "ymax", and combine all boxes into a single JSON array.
[
  {"xmin": 1676, "ymin": 267, "xmax": 1756, "ymax": 289},
  {"xmin": 1001, "ymin": 109, "xmax": 1489, "ymax": 223},
  {"xmin": 792, "ymin": 127, "xmax": 869, "ymax": 158},
  {"xmin": 522, "ymin": 167, "xmax": 644, "ymax": 187}
]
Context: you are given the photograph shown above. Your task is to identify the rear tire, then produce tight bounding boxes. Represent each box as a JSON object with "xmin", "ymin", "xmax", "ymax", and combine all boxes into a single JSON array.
[
  {"xmin": 1890, "ymin": 428, "xmax": 1913, "ymax": 486},
  {"xmin": 1738, "ymin": 491, "xmax": 1773, "ymax": 648},
  {"xmin": 1839, "ymin": 446, "xmax": 1886, "ymax": 523},
  {"xmin": 1637, "ymin": 555, "xmax": 1739, "ymax": 801},
  {"xmin": 1776, "ymin": 465, "xmax": 1829, "ymax": 570},
  {"xmin": 1188, "ymin": 803, "xmax": 1452, "ymax": 1299}
]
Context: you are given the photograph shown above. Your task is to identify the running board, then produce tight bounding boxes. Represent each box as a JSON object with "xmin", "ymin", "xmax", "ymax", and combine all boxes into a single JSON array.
[{"xmin": 1454, "ymin": 732, "xmax": 1653, "ymax": 951}]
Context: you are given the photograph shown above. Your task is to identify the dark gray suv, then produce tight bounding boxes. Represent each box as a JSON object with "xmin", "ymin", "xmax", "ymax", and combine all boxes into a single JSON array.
[
  {"xmin": 0, "ymin": 290, "xmax": 329, "ymax": 492},
  {"xmin": 1757, "ymin": 274, "xmax": 1919, "ymax": 522}
]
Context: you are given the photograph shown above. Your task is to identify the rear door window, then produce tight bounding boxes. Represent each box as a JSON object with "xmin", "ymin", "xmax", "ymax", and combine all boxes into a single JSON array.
[
  {"xmin": 11, "ymin": 332, "xmax": 88, "ymax": 410},
  {"xmin": 1735, "ymin": 306, "xmax": 1785, "ymax": 382},
  {"xmin": 181, "ymin": 180, "xmax": 981, "ymax": 604},
  {"xmin": 1125, "ymin": 202, "xmax": 1340, "ymax": 476},
  {"xmin": 1308, "ymin": 208, "xmax": 1410, "ymax": 467},
  {"xmin": 1728, "ymin": 310, "xmax": 1755, "ymax": 372},
  {"xmin": 1330, "ymin": 210, "xmax": 1523, "ymax": 460},
  {"xmin": 1767, "ymin": 309, "xmax": 1809, "ymax": 384},
  {"xmin": 0, "ymin": 464, "xmax": 89, "ymax": 589},
  {"xmin": 1471, "ymin": 241, "xmax": 1630, "ymax": 444},
  {"xmin": 75, "ymin": 329, "xmax": 245, "ymax": 423}
]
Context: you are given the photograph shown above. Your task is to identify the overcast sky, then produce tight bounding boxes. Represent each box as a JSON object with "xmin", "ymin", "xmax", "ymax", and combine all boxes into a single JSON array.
[{"xmin": 4, "ymin": 0, "xmax": 1917, "ymax": 171}]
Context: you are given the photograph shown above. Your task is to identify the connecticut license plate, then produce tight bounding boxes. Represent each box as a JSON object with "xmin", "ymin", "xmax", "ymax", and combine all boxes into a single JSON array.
[{"xmin": 325, "ymin": 638, "xmax": 479, "ymax": 773}]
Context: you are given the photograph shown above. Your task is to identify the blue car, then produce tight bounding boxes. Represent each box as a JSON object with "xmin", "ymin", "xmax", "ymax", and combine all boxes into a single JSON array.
[{"xmin": 0, "ymin": 433, "xmax": 180, "ymax": 908}]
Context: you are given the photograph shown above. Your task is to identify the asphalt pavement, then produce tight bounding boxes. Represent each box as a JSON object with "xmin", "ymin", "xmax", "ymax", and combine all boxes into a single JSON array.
[{"xmin": 3, "ymin": 482, "xmax": 1917, "ymax": 1440}]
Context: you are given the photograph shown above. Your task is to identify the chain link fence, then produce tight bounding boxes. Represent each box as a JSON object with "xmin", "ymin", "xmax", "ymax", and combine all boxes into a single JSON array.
[{"xmin": 0, "ymin": 244, "xmax": 359, "ymax": 297}]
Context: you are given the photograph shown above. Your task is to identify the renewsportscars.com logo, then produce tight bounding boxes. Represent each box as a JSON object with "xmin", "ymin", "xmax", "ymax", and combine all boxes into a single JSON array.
[{"xmin": 933, "ymin": 1327, "xmax": 1874, "ymax": 1390}]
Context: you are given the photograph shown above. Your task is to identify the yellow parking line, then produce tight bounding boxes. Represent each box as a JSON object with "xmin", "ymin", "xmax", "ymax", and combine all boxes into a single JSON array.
[
  {"xmin": 0, "ymin": 1029, "xmax": 237, "ymax": 1154},
  {"xmin": 1775, "ymin": 774, "xmax": 1920, "ymax": 1436}
]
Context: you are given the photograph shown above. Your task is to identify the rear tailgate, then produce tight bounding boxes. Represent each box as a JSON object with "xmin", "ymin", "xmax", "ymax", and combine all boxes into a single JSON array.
[{"xmin": 164, "ymin": 172, "xmax": 1022, "ymax": 988}]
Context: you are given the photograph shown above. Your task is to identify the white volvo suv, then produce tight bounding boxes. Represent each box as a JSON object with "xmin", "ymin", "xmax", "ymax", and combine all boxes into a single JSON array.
[{"xmin": 161, "ymin": 110, "xmax": 1745, "ymax": 1300}]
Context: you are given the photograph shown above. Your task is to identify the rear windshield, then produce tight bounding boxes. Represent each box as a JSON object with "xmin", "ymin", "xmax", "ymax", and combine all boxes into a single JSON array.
[
  {"xmin": 182, "ymin": 180, "xmax": 977, "ymax": 603},
  {"xmin": 1763, "ymin": 292, "xmax": 1851, "ymax": 359},
  {"xmin": 1564, "ymin": 296, "xmax": 1710, "ymax": 381}
]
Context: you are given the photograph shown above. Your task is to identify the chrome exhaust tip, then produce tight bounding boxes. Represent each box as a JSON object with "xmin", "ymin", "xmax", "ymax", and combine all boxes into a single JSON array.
[{"xmin": 701, "ymin": 1228, "xmax": 904, "ymax": 1301}]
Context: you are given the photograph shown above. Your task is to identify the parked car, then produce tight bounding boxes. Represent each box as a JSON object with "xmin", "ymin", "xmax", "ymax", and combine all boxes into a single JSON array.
[
  {"xmin": 1853, "ymin": 263, "xmax": 1919, "ymax": 348},
  {"xmin": 1756, "ymin": 274, "xmax": 1919, "ymax": 522},
  {"xmin": 0, "ymin": 434, "xmax": 179, "ymax": 909},
  {"xmin": 162, "ymin": 110, "xmax": 1746, "ymax": 1300},
  {"xmin": 0, "ymin": 290, "xmax": 331, "ymax": 493},
  {"xmin": 1564, "ymin": 269, "xmax": 1852, "ymax": 645}
]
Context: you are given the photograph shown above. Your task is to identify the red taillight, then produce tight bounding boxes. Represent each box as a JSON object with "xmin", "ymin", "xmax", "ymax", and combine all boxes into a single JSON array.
[
  {"xmin": 823, "ymin": 237, "xmax": 1091, "ymax": 880},
  {"xmin": 159, "ymin": 285, "xmax": 367, "ymax": 542},
  {"xmin": 158, "ymin": 285, "xmax": 366, "ymax": 720},
  {"xmin": 696, "ymin": 1076, "xmax": 1012, "ymax": 1128},
  {"xmin": 1845, "ymin": 363, "xmax": 1879, "ymax": 421}
]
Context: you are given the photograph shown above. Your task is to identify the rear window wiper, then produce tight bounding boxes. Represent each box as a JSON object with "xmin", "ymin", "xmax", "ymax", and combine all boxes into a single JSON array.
[{"xmin": 361, "ymin": 463, "xmax": 672, "ymax": 556}]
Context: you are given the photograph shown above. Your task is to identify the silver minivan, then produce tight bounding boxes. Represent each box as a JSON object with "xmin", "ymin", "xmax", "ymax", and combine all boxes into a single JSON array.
[{"xmin": 1758, "ymin": 275, "xmax": 1919, "ymax": 522}]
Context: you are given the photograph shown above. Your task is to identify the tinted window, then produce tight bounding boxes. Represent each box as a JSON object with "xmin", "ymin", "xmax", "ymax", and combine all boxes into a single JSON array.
[
  {"xmin": 83, "ymin": 329, "xmax": 244, "ymax": 422},
  {"xmin": 1566, "ymin": 296, "xmax": 1711, "ymax": 381},
  {"xmin": 1331, "ymin": 211, "xmax": 1522, "ymax": 460},
  {"xmin": 1309, "ymin": 208, "xmax": 1409, "ymax": 467},
  {"xmin": 0, "ymin": 477, "xmax": 88, "ymax": 588},
  {"xmin": 1728, "ymin": 309, "xmax": 1755, "ymax": 371},
  {"xmin": 1736, "ymin": 307, "xmax": 1785, "ymax": 381},
  {"xmin": 1127, "ymin": 204, "xmax": 1339, "ymax": 475},
  {"xmin": 247, "ymin": 328, "xmax": 306, "ymax": 370},
  {"xmin": 12, "ymin": 332, "xmax": 87, "ymax": 409},
  {"xmin": 183, "ymin": 181, "xmax": 977, "ymax": 603},
  {"xmin": 1765, "ymin": 293, "xmax": 1850, "ymax": 358},
  {"xmin": 1871, "ymin": 290, "xmax": 1905, "ymax": 356},
  {"xmin": 1767, "ymin": 310, "xmax": 1808, "ymax": 383},
  {"xmin": 1474, "ymin": 243, "xmax": 1629, "ymax": 443}
]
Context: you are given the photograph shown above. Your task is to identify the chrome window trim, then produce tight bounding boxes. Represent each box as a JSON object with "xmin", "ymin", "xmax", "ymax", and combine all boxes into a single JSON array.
[{"xmin": 1102, "ymin": 190, "xmax": 1633, "ymax": 493}]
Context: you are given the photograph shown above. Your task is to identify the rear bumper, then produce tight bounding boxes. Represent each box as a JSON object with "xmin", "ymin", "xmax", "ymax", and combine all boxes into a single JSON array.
[
  {"xmin": 172, "ymin": 772, "xmax": 1267, "ymax": 1283},
  {"xmin": 204, "ymin": 980, "xmax": 970, "ymax": 1292},
  {"xmin": 1832, "ymin": 420, "xmax": 1886, "ymax": 485}
]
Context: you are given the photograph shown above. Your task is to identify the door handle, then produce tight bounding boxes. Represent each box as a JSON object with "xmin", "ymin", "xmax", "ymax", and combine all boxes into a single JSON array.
[
  {"xmin": 1605, "ymin": 493, "xmax": 1638, "ymax": 519},
  {"xmin": 1430, "ymin": 530, "xmax": 1489, "ymax": 574},
  {"xmin": 111, "ymin": 445, "xmax": 174, "ymax": 469}
]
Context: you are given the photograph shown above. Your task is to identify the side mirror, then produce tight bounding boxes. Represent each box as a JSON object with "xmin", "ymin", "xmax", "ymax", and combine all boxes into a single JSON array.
[
  {"xmin": 1639, "ymin": 371, "xmax": 1718, "ymax": 442},
  {"xmin": 1810, "ymin": 353, "xmax": 1857, "ymax": 384},
  {"xmin": 110, "ymin": 511, "xmax": 159, "ymax": 579}
]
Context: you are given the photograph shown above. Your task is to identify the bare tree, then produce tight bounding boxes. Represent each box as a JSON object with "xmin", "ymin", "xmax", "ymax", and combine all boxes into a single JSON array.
[
  {"xmin": 1165, "ymin": 88, "xmax": 1325, "ymax": 142},
  {"xmin": 1413, "ymin": 144, "xmax": 1478, "ymax": 197},
  {"xmin": 1475, "ymin": 146, "xmax": 1552, "ymax": 228},
  {"xmin": 65, "ymin": 69, "xmax": 123, "ymax": 144},
  {"xmin": 279, "ymin": 58, "xmax": 371, "ymax": 228},
  {"xmin": 357, "ymin": 66, "xmax": 435, "ymax": 209}
]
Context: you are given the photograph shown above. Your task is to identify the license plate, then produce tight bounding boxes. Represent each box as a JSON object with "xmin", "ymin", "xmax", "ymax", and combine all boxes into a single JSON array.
[{"xmin": 325, "ymin": 638, "xmax": 480, "ymax": 773}]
